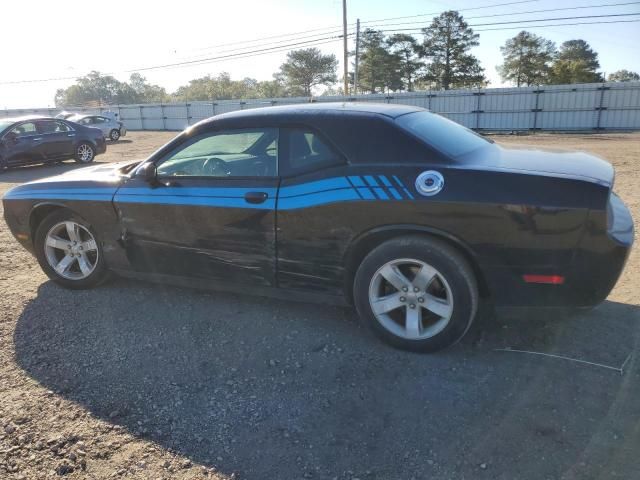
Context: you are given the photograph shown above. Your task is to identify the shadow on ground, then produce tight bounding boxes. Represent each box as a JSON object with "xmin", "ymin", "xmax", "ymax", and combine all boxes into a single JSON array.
[{"xmin": 14, "ymin": 279, "xmax": 640, "ymax": 479}]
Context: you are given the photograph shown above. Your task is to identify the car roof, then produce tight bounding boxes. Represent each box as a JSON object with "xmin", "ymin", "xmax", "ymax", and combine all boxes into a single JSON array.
[
  {"xmin": 1, "ymin": 115, "xmax": 54, "ymax": 123},
  {"xmin": 207, "ymin": 102, "xmax": 425, "ymax": 124}
]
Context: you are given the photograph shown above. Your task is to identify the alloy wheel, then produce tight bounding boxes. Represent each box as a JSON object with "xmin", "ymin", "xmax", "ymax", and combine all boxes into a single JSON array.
[
  {"xmin": 44, "ymin": 221, "xmax": 99, "ymax": 280},
  {"xmin": 77, "ymin": 144, "xmax": 94, "ymax": 163},
  {"xmin": 368, "ymin": 258, "xmax": 454, "ymax": 340}
]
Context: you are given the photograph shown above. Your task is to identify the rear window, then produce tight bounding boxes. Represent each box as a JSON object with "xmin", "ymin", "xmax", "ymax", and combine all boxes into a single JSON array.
[{"xmin": 396, "ymin": 111, "xmax": 491, "ymax": 158}]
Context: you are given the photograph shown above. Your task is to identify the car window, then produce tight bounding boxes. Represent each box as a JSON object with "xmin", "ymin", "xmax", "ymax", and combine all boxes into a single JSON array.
[
  {"xmin": 10, "ymin": 122, "xmax": 37, "ymax": 136},
  {"xmin": 396, "ymin": 111, "xmax": 492, "ymax": 158},
  {"xmin": 282, "ymin": 128, "xmax": 342, "ymax": 175},
  {"xmin": 156, "ymin": 128, "xmax": 278, "ymax": 178},
  {"xmin": 36, "ymin": 120, "xmax": 71, "ymax": 133},
  {"xmin": 93, "ymin": 117, "xmax": 107, "ymax": 124}
]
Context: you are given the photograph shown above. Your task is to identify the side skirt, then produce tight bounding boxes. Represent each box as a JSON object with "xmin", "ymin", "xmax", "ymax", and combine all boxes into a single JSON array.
[{"xmin": 110, "ymin": 268, "xmax": 351, "ymax": 307}]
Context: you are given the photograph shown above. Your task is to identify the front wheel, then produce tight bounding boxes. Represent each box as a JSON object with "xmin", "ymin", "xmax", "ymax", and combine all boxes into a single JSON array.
[
  {"xmin": 34, "ymin": 210, "xmax": 108, "ymax": 289},
  {"xmin": 353, "ymin": 236, "xmax": 478, "ymax": 352},
  {"xmin": 109, "ymin": 129, "xmax": 120, "ymax": 141},
  {"xmin": 74, "ymin": 142, "xmax": 95, "ymax": 163}
]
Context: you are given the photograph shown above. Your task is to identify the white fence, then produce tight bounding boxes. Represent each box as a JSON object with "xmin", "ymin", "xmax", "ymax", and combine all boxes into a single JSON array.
[{"xmin": 2, "ymin": 81, "xmax": 640, "ymax": 132}]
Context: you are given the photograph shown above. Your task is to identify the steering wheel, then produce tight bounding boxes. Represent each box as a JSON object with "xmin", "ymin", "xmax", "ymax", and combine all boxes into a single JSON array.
[{"xmin": 202, "ymin": 157, "xmax": 231, "ymax": 176}]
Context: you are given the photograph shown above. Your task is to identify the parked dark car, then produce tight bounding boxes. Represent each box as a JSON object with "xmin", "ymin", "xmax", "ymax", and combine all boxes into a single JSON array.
[
  {"xmin": 2, "ymin": 104, "xmax": 634, "ymax": 351},
  {"xmin": 0, "ymin": 116, "xmax": 106, "ymax": 171}
]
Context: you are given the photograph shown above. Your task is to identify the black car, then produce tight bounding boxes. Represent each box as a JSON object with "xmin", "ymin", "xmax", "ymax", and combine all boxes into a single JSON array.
[
  {"xmin": 0, "ymin": 116, "xmax": 106, "ymax": 171},
  {"xmin": 2, "ymin": 103, "xmax": 634, "ymax": 352}
]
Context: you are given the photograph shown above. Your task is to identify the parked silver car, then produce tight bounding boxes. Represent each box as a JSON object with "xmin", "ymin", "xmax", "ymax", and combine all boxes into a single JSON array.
[{"xmin": 67, "ymin": 114, "xmax": 126, "ymax": 141}]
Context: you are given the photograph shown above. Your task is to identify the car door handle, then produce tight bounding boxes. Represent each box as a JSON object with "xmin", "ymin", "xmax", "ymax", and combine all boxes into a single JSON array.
[
  {"xmin": 244, "ymin": 191, "xmax": 269, "ymax": 204},
  {"xmin": 67, "ymin": 133, "xmax": 75, "ymax": 137},
  {"xmin": 32, "ymin": 137, "xmax": 43, "ymax": 141}
]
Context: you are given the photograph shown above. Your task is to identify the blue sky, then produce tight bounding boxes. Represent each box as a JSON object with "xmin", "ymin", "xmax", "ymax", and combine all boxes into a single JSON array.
[{"xmin": 1, "ymin": 0, "xmax": 639, "ymax": 108}]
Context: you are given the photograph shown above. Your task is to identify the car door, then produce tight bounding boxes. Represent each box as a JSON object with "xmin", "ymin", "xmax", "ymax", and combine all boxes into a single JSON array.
[
  {"xmin": 3, "ymin": 121, "xmax": 41, "ymax": 165},
  {"xmin": 275, "ymin": 127, "xmax": 350, "ymax": 295},
  {"xmin": 34, "ymin": 119, "xmax": 75, "ymax": 159},
  {"xmin": 114, "ymin": 127, "xmax": 279, "ymax": 287},
  {"xmin": 91, "ymin": 116, "xmax": 110, "ymax": 136}
]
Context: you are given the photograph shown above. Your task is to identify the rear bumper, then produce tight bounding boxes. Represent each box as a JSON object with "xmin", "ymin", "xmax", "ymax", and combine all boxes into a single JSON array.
[
  {"xmin": 485, "ymin": 194, "xmax": 633, "ymax": 308},
  {"xmin": 95, "ymin": 137, "xmax": 107, "ymax": 154}
]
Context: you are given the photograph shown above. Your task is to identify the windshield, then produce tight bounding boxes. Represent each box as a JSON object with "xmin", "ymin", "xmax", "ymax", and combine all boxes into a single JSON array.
[
  {"xmin": 0, "ymin": 120, "xmax": 15, "ymax": 132},
  {"xmin": 396, "ymin": 111, "xmax": 492, "ymax": 158}
]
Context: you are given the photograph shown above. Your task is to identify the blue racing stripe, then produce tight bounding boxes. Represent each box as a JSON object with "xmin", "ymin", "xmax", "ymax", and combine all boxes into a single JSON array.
[
  {"xmin": 6, "ymin": 192, "xmax": 114, "ymax": 202},
  {"xmin": 118, "ymin": 186, "xmax": 276, "ymax": 198},
  {"xmin": 393, "ymin": 175, "xmax": 414, "ymax": 199},
  {"xmin": 279, "ymin": 177, "xmax": 352, "ymax": 197},
  {"xmin": 114, "ymin": 193, "xmax": 276, "ymax": 210},
  {"xmin": 378, "ymin": 175, "xmax": 402, "ymax": 200},
  {"xmin": 279, "ymin": 188, "xmax": 361, "ymax": 210}
]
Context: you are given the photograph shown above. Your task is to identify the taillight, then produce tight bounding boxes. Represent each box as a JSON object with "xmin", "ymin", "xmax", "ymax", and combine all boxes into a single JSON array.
[{"xmin": 522, "ymin": 274, "xmax": 565, "ymax": 285}]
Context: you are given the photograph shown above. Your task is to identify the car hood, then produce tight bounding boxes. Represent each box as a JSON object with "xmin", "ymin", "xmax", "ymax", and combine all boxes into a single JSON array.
[
  {"xmin": 3, "ymin": 160, "xmax": 142, "ymax": 200},
  {"xmin": 462, "ymin": 144, "xmax": 614, "ymax": 187}
]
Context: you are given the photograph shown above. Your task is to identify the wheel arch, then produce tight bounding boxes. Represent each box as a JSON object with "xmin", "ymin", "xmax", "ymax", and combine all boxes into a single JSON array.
[
  {"xmin": 29, "ymin": 202, "xmax": 80, "ymax": 242},
  {"xmin": 343, "ymin": 224, "xmax": 490, "ymax": 303}
]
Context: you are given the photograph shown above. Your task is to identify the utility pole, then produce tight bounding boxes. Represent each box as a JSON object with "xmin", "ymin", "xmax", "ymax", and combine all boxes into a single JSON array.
[
  {"xmin": 354, "ymin": 18, "xmax": 360, "ymax": 95},
  {"xmin": 342, "ymin": 0, "xmax": 349, "ymax": 95}
]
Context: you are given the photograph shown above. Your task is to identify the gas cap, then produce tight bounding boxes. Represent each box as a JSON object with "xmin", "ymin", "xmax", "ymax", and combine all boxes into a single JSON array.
[{"xmin": 415, "ymin": 170, "xmax": 444, "ymax": 196}]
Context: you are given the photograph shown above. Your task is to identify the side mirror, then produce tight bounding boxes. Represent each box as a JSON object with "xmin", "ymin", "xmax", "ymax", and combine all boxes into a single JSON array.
[{"xmin": 137, "ymin": 162, "xmax": 158, "ymax": 184}]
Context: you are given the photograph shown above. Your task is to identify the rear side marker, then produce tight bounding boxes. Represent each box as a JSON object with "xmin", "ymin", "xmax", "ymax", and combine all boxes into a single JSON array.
[{"xmin": 523, "ymin": 274, "xmax": 565, "ymax": 285}]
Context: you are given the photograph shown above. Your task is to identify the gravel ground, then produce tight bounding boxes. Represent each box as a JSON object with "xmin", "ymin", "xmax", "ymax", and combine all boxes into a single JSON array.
[{"xmin": 1, "ymin": 131, "xmax": 638, "ymax": 480}]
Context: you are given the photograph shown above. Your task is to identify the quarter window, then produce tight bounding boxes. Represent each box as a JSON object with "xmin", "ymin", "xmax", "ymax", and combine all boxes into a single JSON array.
[
  {"xmin": 156, "ymin": 128, "xmax": 278, "ymax": 178},
  {"xmin": 283, "ymin": 128, "xmax": 342, "ymax": 174}
]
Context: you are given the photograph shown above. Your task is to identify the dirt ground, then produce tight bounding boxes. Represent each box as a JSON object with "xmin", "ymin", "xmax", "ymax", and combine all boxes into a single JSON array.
[{"xmin": 0, "ymin": 131, "xmax": 638, "ymax": 480}]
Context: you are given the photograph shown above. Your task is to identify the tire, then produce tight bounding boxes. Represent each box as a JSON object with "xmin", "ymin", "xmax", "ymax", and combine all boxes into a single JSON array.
[
  {"xmin": 353, "ymin": 235, "xmax": 478, "ymax": 353},
  {"xmin": 109, "ymin": 129, "xmax": 120, "ymax": 141},
  {"xmin": 74, "ymin": 142, "xmax": 95, "ymax": 163},
  {"xmin": 34, "ymin": 209, "xmax": 108, "ymax": 289}
]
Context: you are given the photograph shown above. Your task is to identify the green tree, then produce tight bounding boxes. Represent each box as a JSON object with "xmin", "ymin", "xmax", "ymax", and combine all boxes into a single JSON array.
[
  {"xmin": 549, "ymin": 40, "xmax": 602, "ymax": 84},
  {"xmin": 386, "ymin": 34, "xmax": 423, "ymax": 91},
  {"xmin": 357, "ymin": 29, "xmax": 403, "ymax": 94},
  {"xmin": 54, "ymin": 71, "xmax": 168, "ymax": 106},
  {"xmin": 608, "ymin": 69, "xmax": 640, "ymax": 82},
  {"xmin": 276, "ymin": 48, "xmax": 337, "ymax": 96},
  {"xmin": 497, "ymin": 31, "xmax": 556, "ymax": 86},
  {"xmin": 127, "ymin": 73, "xmax": 168, "ymax": 103},
  {"xmin": 172, "ymin": 72, "xmax": 264, "ymax": 101},
  {"xmin": 54, "ymin": 71, "xmax": 127, "ymax": 106},
  {"xmin": 256, "ymin": 79, "xmax": 287, "ymax": 98},
  {"xmin": 420, "ymin": 11, "xmax": 486, "ymax": 90}
]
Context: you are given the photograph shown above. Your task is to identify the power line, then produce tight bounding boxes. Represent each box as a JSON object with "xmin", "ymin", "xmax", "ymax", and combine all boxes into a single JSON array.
[
  {"xmin": 3, "ymin": 0, "xmax": 638, "ymax": 86},
  {"xmin": 0, "ymin": 35, "xmax": 350, "ymax": 85},
  {"xmin": 362, "ymin": 1, "xmax": 640, "ymax": 29},
  {"xmin": 372, "ymin": 12, "xmax": 640, "ymax": 33},
  {"xmin": 359, "ymin": 0, "xmax": 542, "ymax": 25},
  {"xmin": 378, "ymin": 18, "xmax": 640, "ymax": 34},
  {"xmin": 175, "ymin": 0, "xmax": 547, "ymax": 58}
]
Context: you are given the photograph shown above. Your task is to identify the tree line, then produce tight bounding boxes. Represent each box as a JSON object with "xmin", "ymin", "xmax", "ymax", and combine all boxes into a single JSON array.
[{"xmin": 54, "ymin": 10, "xmax": 639, "ymax": 107}]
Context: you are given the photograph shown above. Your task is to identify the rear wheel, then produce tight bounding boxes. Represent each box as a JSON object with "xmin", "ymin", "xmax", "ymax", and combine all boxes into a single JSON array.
[
  {"xmin": 109, "ymin": 129, "xmax": 120, "ymax": 141},
  {"xmin": 34, "ymin": 210, "xmax": 107, "ymax": 289},
  {"xmin": 74, "ymin": 142, "xmax": 95, "ymax": 163},
  {"xmin": 353, "ymin": 236, "xmax": 478, "ymax": 352}
]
